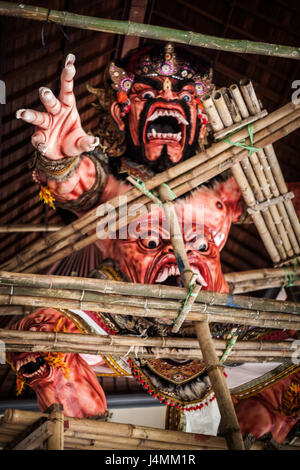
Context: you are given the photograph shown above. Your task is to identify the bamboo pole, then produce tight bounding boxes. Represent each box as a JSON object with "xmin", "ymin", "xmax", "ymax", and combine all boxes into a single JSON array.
[
  {"xmin": 0, "ymin": 225, "xmax": 64, "ymax": 232},
  {"xmin": 63, "ymin": 432, "xmax": 210, "ymax": 450},
  {"xmin": 225, "ymin": 266, "xmax": 300, "ymax": 293},
  {"xmin": 1, "ymin": 270, "xmax": 299, "ymax": 314},
  {"xmin": 0, "ymin": 329, "xmax": 296, "ymax": 361},
  {"xmin": 1, "ymin": 2, "xmax": 300, "ymax": 59},
  {"xmin": 225, "ymin": 266, "xmax": 300, "ymax": 283},
  {"xmin": 201, "ymin": 94, "xmax": 224, "ymax": 131},
  {"xmin": 0, "ymin": 284, "xmax": 299, "ymax": 329},
  {"xmin": 1, "ymin": 101, "xmax": 299, "ymax": 274},
  {"xmin": 229, "ymin": 84, "xmax": 249, "ymax": 119},
  {"xmin": 213, "ymin": 90, "xmax": 234, "ymax": 127},
  {"xmin": 46, "ymin": 404, "xmax": 64, "ymax": 450}
]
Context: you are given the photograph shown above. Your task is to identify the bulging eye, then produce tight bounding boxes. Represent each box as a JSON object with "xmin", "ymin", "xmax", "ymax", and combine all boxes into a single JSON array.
[
  {"xmin": 188, "ymin": 237, "xmax": 209, "ymax": 252},
  {"xmin": 198, "ymin": 240, "xmax": 209, "ymax": 252},
  {"xmin": 142, "ymin": 90, "xmax": 156, "ymax": 99},
  {"xmin": 141, "ymin": 237, "xmax": 160, "ymax": 249},
  {"xmin": 180, "ymin": 92, "xmax": 192, "ymax": 103}
]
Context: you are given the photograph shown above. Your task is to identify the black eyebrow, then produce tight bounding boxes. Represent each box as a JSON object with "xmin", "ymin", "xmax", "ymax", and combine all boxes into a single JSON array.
[
  {"xmin": 133, "ymin": 77, "xmax": 196, "ymax": 92},
  {"xmin": 133, "ymin": 77, "xmax": 163, "ymax": 90}
]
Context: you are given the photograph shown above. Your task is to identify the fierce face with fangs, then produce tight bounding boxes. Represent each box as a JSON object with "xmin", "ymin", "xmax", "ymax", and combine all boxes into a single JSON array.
[
  {"xmin": 7, "ymin": 309, "xmax": 107, "ymax": 418},
  {"xmin": 111, "ymin": 76, "xmax": 200, "ymax": 171},
  {"xmin": 96, "ymin": 176, "xmax": 243, "ymax": 292}
]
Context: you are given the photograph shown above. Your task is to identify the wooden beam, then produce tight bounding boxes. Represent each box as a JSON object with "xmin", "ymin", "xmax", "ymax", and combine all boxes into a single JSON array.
[{"xmin": 120, "ymin": 0, "xmax": 148, "ymax": 58}]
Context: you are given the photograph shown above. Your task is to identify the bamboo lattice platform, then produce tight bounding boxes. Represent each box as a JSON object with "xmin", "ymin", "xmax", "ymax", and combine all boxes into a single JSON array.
[{"xmin": 0, "ymin": 406, "xmax": 298, "ymax": 450}]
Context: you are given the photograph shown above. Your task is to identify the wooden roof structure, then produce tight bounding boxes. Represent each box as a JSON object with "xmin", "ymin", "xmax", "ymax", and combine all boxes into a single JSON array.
[{"xmin": 0, "ymin": 0, "xmax": 300, "ymax": 451}]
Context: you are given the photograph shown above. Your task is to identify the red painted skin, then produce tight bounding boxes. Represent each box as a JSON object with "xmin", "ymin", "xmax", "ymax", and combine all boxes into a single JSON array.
[
  {"xmin": 96, "ymin": 177, "xmax": 243, "ymax": 292},
  {"xmin": 14, "ymin": 52, "xmax": 299, "ymax": 440},
  {"xmin": 233, "ymin": 371, "xmax": 300, "ymax": 443},
  {"xmin": 7, "ymin": 309, "xmax": 107, "ymax": 418}
]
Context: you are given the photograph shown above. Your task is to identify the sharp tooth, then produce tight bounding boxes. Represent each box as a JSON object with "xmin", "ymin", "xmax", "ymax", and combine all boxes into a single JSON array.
[
  {"xmin": 175, "ymin": 266, "xmax": 180, "ymax": 275},
  {"xmin": 16, "ymin": 361, "xmax": 21, "ymax": 372},
  {"xmin": 176, "ymin": 114, "xmax": 189, "ymax": 125},
  {"xmin": 157, "ymin": 133, "xmax": 162, "ymax": 138},
  {"xmin": 155, "ymin": 268, "xmax": 169, "ymax": 283},
  {"xmin": 167, "ymin": 133, "xmax": 173, "ymax": 139},
  {"xmin": 148, "ymin": 111, "xmax": 159, "ymax": 122},
  {"xmin": 162, "ymin": 133, "xmax": 167, "ymax": 139}
]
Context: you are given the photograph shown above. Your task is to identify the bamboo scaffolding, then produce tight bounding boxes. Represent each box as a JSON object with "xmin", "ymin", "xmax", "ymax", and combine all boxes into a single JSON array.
[
  {"xmin": 1, "ymin": 270, "xmax": 299, "ymax": 315},
  {"xmin": 1, "ymin": 100, "xmax": 300, "ymax": 275},
  {"xmin": 2, "ymin": 408, "xmax": 298, "ymax": 450},
  {"xmin": 220, "ymin": 80, "xmax": 300, "ymax": 265},
  {"xmin": 1, "ymin": 2, "xmax": 300, "ymax": 60},
  {"xmin": 0, "ymin": 408, "xmax": 233, "ymax": 450}
]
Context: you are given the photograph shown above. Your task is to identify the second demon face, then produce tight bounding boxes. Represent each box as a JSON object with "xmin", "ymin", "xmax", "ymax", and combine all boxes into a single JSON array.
[
  {"xmin": 108, "ymin": 203, "xmax": 229, "ymax": 293},
  {"xmin": 111, "ymin": 77, "xmax": 199, "ymax": 171}
]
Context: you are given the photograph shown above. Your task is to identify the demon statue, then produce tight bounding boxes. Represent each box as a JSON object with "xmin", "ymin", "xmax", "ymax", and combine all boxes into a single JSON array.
[{"xmin": 8, "ymin": 43, "xmax": 299, "ymax": 444}]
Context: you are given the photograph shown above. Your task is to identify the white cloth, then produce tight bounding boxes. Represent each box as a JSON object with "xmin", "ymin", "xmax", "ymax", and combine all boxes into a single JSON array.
[
  {"xmin": 225, "ymin": 363, "xmax": 282, "ymax": 390},
  {"xmin": 184, "ymin": 394, "xmax": 221, "ymax": 436}
]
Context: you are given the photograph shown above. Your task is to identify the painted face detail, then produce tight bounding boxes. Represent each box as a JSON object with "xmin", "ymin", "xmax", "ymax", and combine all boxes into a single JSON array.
[
  {"xmin": 108, "ymin": 201, "xmax": 228, "ymax": 292},
  {"xmin": 121, "ymin": 78, "xmax": 199, "ymax": 169},
  {"xmin": 7, "ymin": 309, "xmax": 107, "ymax": 418},
  {"xmin": 115, "ymin": 225, "xmax": 227, "ymax": 292},
  {"xmin": 96, "ymin": 176, "xmax": 242, "ymax": 293}
]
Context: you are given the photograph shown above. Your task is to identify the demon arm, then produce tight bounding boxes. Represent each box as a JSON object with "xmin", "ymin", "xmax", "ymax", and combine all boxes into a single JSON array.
[{"xmin": 16, "ymin": 53, "xmax": 125, "ymax": 213}]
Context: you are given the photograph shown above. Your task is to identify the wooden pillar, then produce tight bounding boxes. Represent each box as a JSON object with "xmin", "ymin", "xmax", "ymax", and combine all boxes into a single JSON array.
[
  {"xmin": 46, "ymin": 404, "xmax": 64, "ymax": 450},
  {"xmin": 158, "ymin": 184, "xmax": 245, "ymax": 450}
]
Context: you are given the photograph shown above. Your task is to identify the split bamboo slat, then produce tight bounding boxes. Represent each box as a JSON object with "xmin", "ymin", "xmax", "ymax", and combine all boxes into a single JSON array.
[
  {"xmin": 0, "ymin": 408, "xmax": 298, "ymax": 451},
  {"xmin": 202, "ymin": 79, "xmax": 300, "ymax": 266}
]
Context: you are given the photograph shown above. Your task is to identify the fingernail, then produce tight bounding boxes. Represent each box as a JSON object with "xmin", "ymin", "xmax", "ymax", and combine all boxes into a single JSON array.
[
  {"xmin": 65, "ymin": 53, "xmax": 75, "ymax": 67},
  {"xmin": 16, "ymin": 109, "xmax": 25, "ymax": 119},
  {"xmin": 23, "ymin": 110, "xmax": 35, "ymax": 121},
  {"xmin": 39, "ymin": 87, "xmax": 52, "ymax": 100}
]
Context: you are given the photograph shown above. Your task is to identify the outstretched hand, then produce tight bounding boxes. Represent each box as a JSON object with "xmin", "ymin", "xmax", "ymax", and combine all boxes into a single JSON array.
[{"xmin": 16, "ymin": 53, "xmax": 99, "ymax": 160}]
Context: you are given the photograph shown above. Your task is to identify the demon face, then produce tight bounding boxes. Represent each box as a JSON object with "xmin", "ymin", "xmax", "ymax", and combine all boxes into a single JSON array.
[
  {"xmin": 7, "ymin": 308, "xmax": 107, "ymax": 418},
  {"xmin": 96, "ymin": 176, "xmax": 242, "ymax": 293},
  {"xmin": 109, "ymin": 43, "xmax": 213, "ymax": 171},
  {"xmin": 111, "ymin": 77, "xmax": 200, "ymax": 171}
]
